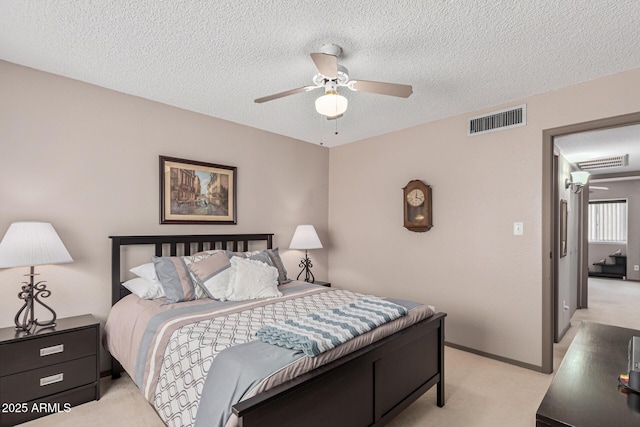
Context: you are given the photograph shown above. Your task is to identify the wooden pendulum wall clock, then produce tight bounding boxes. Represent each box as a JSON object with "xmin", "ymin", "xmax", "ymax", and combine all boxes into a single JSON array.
[{"xmin": 403, "ymin": 180, "xmax": 433, "ymax": 232}]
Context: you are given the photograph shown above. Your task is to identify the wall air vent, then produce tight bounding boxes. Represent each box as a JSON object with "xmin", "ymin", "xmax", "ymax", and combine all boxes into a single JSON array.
[
  {"xmin": 467, "ymin": 104, "xmax": 526, "ymax": 136},
  {"xmin": 577, "ymin": 154, "xmax": 629, "ymax": 170}
]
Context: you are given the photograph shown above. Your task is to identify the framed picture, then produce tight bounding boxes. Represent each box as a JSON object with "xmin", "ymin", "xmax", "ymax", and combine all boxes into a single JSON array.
[
  {"xmin": 160, "ymin": 156, "xmax": 237, "ymax": 224},
  {"xmin": 560, "ymin": 199, "xmax": 567, "ymax": 258}
]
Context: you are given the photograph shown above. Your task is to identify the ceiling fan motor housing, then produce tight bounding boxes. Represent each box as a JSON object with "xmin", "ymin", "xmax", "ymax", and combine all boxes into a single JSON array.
[{"xmin": 313, "ymin": 65, "xmax": 350, "ymax": 86}]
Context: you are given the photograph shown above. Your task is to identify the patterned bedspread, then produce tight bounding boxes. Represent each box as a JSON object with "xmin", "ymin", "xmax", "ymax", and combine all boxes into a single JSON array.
[{"xmin": 103, "ymin": 281, "xmax": 433, "ymax": 427}]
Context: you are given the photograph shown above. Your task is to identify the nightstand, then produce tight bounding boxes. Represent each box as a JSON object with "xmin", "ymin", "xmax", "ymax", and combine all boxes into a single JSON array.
[
  {"xmin": 314, "ymin": 281, "xmax": 331, "ymax": 287},
  {"xmin": 0, "ymin": 314, "xmax": 100, "ymax": 426}
]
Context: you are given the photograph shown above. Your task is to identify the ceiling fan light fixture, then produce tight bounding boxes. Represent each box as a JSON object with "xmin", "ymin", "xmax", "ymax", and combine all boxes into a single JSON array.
[{"xmin": 315, "ymin": 90, "xmax": 348, "ymax": 117}]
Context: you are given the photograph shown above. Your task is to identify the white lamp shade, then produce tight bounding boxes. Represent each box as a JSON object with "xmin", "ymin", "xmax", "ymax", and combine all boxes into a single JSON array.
[
  {"xmin": 289, "ymin": 225, "xmax": 323, "ymax": 250},
  {"xmin": 315, "ymin": 91, "xmax": 348, "ymax": 117},
  {"xmin": 570, "ymin": 171, "xmax": 590, "ymax": 185},
  {"xmin": 0, "ymin": 222, "xmax": 73, "ymax": 268}
]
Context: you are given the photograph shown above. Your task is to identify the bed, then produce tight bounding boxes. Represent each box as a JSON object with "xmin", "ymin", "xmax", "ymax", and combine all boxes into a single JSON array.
[{"xmin": 104, "ymin": 233, "xmax": 446, "ymax": 427}]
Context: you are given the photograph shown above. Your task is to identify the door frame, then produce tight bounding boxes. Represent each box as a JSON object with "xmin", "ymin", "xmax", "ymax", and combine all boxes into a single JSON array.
[{"xmin": 541, "ymin": 111, "xmax": 640, "ymax": 374}]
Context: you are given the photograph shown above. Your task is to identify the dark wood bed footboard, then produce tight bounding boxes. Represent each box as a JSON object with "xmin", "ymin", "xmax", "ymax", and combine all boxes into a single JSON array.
[{"xmin": 233, "ymin": 312, "xmax": 446, "ymax": 427}]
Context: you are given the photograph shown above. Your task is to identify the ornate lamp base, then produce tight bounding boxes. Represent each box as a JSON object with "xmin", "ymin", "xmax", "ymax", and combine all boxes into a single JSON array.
[
  {"xmin": 296, "ymin": 250, "xmax": 316, "ymax": 283},
  {"xmin": 15, "ymin": 266, "xmax": 57, "ymax": 334}
]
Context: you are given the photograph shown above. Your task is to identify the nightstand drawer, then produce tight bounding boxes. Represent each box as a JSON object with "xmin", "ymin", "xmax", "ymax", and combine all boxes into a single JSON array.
[
  {"xmin": 0, "ymin": 384, "xmax": 97, "ymax": 427},
  {"xmin": 0, "ymin": 327, "xmax": 96, "ymax": 376},
  {"xmin": 0, "ymin": 355, "xmax": 96, "ymax": 403}
]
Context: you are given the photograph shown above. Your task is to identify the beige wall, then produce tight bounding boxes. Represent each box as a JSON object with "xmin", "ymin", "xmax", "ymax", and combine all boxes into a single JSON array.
[
  {"xmin": 328, "ymin": 67, "xmax": 640, "ymax": 368},
  {"xmin": 3, "ymin": 58, "xmax": 640, "ymax": 372},
  {"xmin": 0, "ymin": 61, "xmax": 329, "ymax": 370}
]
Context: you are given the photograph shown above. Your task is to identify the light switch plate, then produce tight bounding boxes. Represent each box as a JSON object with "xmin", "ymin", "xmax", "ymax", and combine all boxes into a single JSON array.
[{"xmin": 513, "ymin": 222, "xmax": 524, "ymax": 235}]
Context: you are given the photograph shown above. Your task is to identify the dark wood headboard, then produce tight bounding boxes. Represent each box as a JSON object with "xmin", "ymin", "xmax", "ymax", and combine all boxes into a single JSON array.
[{"xmin": 109, "ymin": 234, "xmax": 274, "ymax": 306}]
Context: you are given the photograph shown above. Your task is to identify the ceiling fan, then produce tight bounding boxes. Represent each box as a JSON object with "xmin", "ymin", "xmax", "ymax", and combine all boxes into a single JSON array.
[{"xmin": 254, "ymin": 44, "xmax": 413, "ymax": 120}]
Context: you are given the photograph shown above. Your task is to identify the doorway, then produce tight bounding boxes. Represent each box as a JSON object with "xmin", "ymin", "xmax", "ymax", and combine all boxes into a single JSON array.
[{"xmin": 541, "ymin": 112, "xmax": 640, "ymax": 374}]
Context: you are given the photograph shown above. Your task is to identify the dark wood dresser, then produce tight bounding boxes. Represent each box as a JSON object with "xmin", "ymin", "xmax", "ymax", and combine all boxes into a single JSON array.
[
  {"xmin": 536, "ymin": 322, "xmax": 640, "ymax": 426},
  {"xmin": 0, "ymin": 314, "xmax": 100, "ymax": 426}
]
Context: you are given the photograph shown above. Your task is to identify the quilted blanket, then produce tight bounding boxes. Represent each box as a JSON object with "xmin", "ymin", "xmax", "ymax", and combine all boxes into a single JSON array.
[{"xmin": 255, "ymin": 296, "xmax": 408, "ymax": 356}]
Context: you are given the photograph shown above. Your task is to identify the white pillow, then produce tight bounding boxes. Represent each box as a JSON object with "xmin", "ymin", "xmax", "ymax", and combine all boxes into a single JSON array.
[
  {"xmin": 225, "ymin": 257, "xmax": 282, "ymax": 301},
  {"xmin": 122, "ymin": 277, "xmax": 166, "ymax": 299},
  {"xmin": 130, "ymin": 263, "xmax": 158, "ymax": 283}
]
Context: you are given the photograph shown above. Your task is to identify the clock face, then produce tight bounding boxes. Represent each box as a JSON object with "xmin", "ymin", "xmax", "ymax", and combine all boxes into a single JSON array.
[{"xmin": 406, "ymin": 189, "xmax": 425, "ymax": 207}]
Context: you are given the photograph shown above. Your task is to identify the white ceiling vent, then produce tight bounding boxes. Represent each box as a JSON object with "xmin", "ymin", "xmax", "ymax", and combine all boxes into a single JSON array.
[
  {"xmin": 577, "ymin": 154, "xmax": 629, "ymax": 170},
  {"xmin": 467, "ymin": 104, "xmax": 526, "ymax": 136}
]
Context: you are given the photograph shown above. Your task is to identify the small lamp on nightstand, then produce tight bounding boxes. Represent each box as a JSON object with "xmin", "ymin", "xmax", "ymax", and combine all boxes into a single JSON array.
[
  {"xmin": 0, "ymin": 222, "xmax": 73, "ymax": 333},
  {"xmin": 289, "ymin": 224, "xmax": 323, "ymax": 283}
]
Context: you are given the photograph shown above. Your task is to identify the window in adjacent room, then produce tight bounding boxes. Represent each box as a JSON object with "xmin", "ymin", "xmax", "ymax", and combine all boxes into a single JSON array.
[{"xmin": 588, "ymin": 199, "xmax": 628, "ymax": 243}]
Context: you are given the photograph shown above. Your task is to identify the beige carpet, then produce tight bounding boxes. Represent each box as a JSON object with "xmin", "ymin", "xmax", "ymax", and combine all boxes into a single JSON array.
[
  {"xmin": 552, "ymin": 277, "xmax": 640, "ymax": 371},
  {"xmin": 24, "ymin": 278, "xmax": 640, "ymax": 427}
]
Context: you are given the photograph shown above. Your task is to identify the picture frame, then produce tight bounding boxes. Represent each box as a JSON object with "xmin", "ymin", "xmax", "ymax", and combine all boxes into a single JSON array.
[
  {"xmin": 560, "ymin": 199, "xmax": 567, "ymax": 258},
  {"xmin": 160, "ymin": 156, "xmax": 237, "ymax": 224}
]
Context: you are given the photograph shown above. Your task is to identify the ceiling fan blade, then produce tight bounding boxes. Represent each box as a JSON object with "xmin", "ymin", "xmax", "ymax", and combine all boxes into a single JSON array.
[
  {"xmin": 327, "ymin": 114, "xmax": 343, "ymax": 121},
  {"xmin": 349, "ymin": 80, "xmax": 413, "ymax": 98},
  {"xmin": 590, "ymin": 186, "xmax": 609, "ymax": 190},
  {"xmin": 254, "ymin": 85, "xmax": 319, "ymax": 103},
  {"xmin": 310, "ymin": 53, "xmax": 338, "ymax": 78}
]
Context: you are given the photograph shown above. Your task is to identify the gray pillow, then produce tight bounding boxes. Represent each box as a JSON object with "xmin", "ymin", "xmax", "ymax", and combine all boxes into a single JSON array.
[
  {"xmin": 266, "ymin": 248, "xmax": 291, "ymax": 285},
  {"xmin": 152, "ymin": 256, "xmax": 197, "ymax": 303}
]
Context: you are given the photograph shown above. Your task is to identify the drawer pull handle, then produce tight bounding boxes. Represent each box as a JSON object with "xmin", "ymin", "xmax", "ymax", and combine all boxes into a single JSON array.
[
  {"xmin": 40, "ymin": 344, "xmax": 64, "ymax": 356},
  {"xmin": 40, "ymin": 373, "xmax": 64, "ymax": 386}
]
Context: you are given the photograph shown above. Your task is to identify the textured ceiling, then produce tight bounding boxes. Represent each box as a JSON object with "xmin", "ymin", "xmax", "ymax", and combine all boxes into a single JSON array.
[{"xmin": 1, "ymin": 1, "xmax": 640, "ymax": 147}]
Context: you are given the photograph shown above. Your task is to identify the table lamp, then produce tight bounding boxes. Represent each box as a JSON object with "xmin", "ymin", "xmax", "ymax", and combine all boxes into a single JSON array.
[
  {"xmin": 0, "ymin": 222, "xmax": 73, "ymax": 333},
  {"xmin": 289, "ymin": 225, "xmax": 323, "ymax": 283}
]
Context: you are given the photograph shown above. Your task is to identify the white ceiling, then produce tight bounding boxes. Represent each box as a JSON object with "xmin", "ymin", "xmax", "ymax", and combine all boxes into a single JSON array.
[
  {"xmin": 555, "ymin": 123, "xmax": 640, "ymax": 177},
  {"xmin": 1, "ymin": 1, "xmax": 640, "ymax": 147}
]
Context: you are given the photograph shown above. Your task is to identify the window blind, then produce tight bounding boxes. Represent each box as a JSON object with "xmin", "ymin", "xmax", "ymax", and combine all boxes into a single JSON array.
[{"xmin": 588, "ymin": 200, "xmax": 627, "ymax": 243}]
